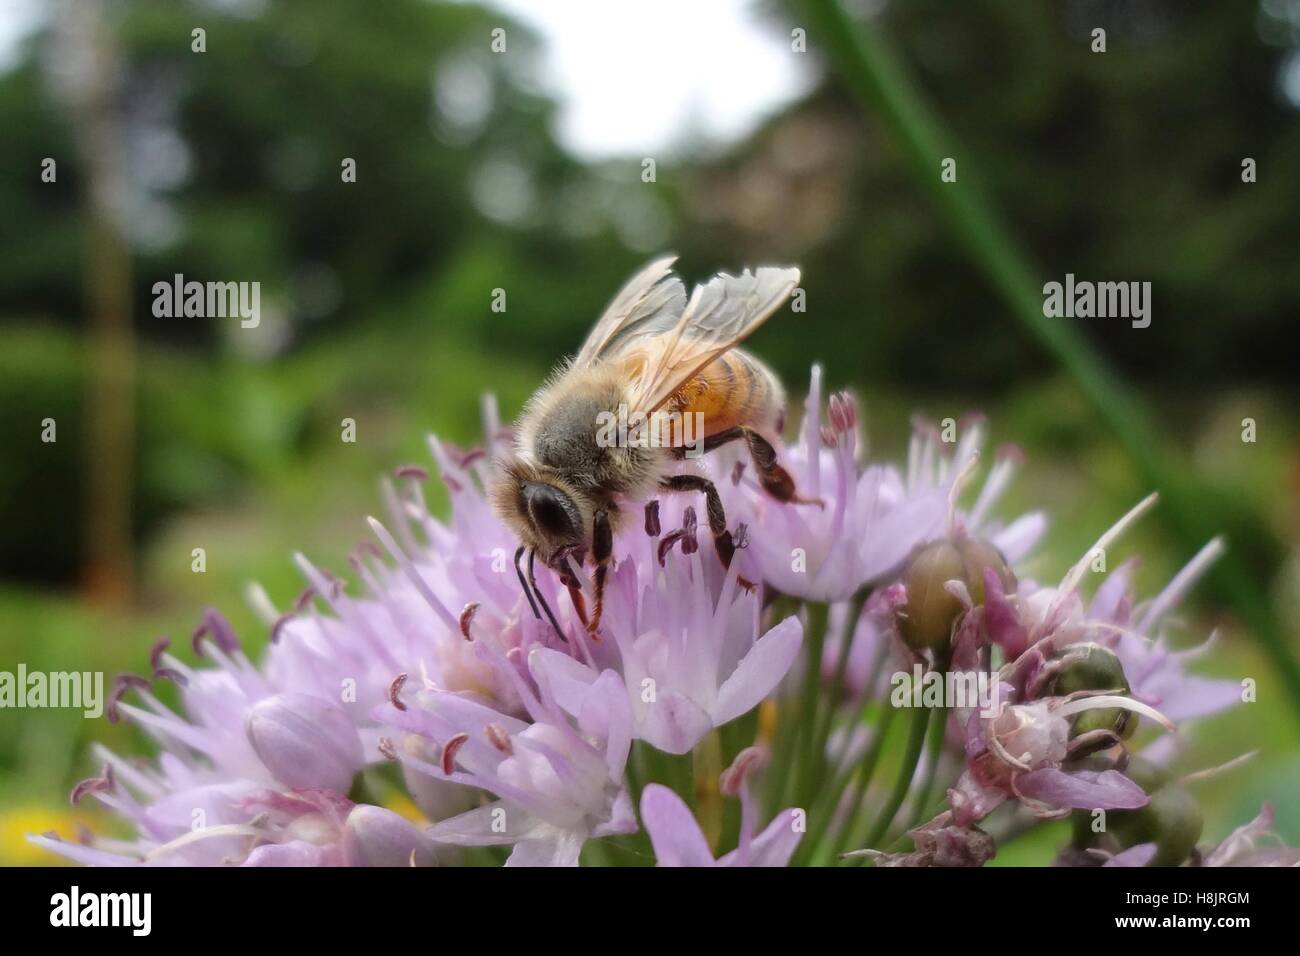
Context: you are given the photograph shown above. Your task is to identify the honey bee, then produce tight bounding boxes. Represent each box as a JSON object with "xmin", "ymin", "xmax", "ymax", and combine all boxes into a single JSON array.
[{"xmin": 490, "ymin": 255, "xmax": 816, "ymax": 638}]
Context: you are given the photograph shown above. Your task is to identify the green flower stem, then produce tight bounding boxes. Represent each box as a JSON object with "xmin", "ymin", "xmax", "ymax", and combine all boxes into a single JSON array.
[
  {"xmin": 796, "ymin": 0, "xmax": 1300, "ymax": 718},
  {"xmin": 623, "ymin": 742, "xmax": 645, "ymax": 805},
  {"xmin": 762, "ymin": 597, "xmax": 804, "ymax": 814},
  {"xmin": 813, "ymin": 699, "xmax": 899, "ymax": 865},
  {"xmin": 802, "ymin": 588, "xmax": 871, "ymax": 807},
  {"xmin": 779, "ymin": 602, "xmax": 830, "ymax": 810},
  {"xmin": 852, "ymin": 704, "xmax": 933, "ymax": 862},
  {"xmin": 802, "ymin": 642, "xmax": 891, "ymax": 862},
  {"xmin": 903, "ymin": 703, "xmax": 949, "ymax": 833}
]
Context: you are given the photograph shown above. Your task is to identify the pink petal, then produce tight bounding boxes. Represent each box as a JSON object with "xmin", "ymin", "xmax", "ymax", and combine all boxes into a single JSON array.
[
  {"xmin": 1104, "ymin": 843, "xmax": 1157, "ymax": 867},
  {"xmin": 712, "ymin": 615, "xmax": 802, "ymax": 725},
  {"xmin": 640, "ymin": 784, "xmax": 716, "ymax": 867},
  {"xmin": 719, "ymin": 808, "xmax": 803, "ymax": 867},
  {"xmin": 983, "ymin": 568, "xmax": 1029, "ymax": 659},
  {"xmin": 1015, "ymin": 768, "xmax": 1149, "ymax": 810}
]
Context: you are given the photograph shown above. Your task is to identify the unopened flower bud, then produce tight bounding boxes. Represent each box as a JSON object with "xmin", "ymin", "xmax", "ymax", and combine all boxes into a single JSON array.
[
  {"xmin": 1110, "ymin": 783, "xmax": 1204, "ymax": 867},
  {"xmin": 1049, "ymin": 644, "xmax": 1136, "ymax": 739},
  {"xmin": 245, "ymin": 692, "xmax": 364, "ymax": 793},
  {"xmin": 896, "ymin": 537, "xmax": 1016, "ymax": 651}
]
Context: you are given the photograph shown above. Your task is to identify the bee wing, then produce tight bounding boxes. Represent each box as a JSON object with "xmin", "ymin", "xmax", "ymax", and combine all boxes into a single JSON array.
[
  {"xmin": 573, "ymin": 255, "xmax": 688, "ymax": 368},
  {"xmin": 629, "ymin": 265, "xmax": 800, "ymax": 414}
]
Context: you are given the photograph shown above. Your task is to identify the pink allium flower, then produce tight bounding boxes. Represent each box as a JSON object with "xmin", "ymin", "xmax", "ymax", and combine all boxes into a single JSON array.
[
  {"xmin": 35, "ymin": 378, "xmax": 1280, "ymax": 869},
  {"xmin": 718, "ymin": 367, "xmax": 952, "ymax": 602},
  {"xmin": 376, "ymin": 643, "xmax": 636, "ymax": 866}
]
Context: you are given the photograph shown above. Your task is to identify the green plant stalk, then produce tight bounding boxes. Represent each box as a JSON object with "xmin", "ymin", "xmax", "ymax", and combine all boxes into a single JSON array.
[
  {"xmin": 802, "ymin": 588, "xmax": 871, "ymax": 808},
  {"xmin": 902, "ymin": 703, "xmax": 948, "ymax": 833},
  {"xmin": 799, "ymin": 642, "xmax": 890, "ymax": 864},
  {"xmin": 779, "ymin": 602, "xmax": 830, "ymax": 810},
  {"xmin": 852, "ymin": 704, "xmax": 932, "ymax": 863},
  {"xmin": 814, "ymin": 699, "xmax": 899, "ymax": 864},
  {"xmin": 797, "ymin": 0, "xmax": 1300, "ymax": 717},
  {"xmin": 762, "ymin": 597, "xmax": 804, "ymax": 814}
]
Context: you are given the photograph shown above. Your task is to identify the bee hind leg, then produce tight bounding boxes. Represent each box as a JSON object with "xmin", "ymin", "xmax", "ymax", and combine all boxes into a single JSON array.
[
  {"xmin": 660, "ymin": 474, "xmax": 756, "ymax": 591},
  {"xmin": 740, "ymin": 427, "xmax": 824, "ymax": 508}
]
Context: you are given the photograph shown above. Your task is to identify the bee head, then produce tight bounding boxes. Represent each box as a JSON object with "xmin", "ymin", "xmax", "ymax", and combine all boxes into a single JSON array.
[{"xmin": 490, "ymin": 459, "xmax": 589, "ymax": 560}]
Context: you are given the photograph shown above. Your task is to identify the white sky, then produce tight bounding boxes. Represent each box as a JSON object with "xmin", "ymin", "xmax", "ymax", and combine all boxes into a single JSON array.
[
  {"xmin": 484, "ymin": 0, "xmax": 816, "ymax": 159},
  {"xmin": 0, "ymin": 0, "xmax": 814, "ymax": 158},
  {"xmin": 0, "ymin": 0, "xmax": 45, "ymax": 71}
]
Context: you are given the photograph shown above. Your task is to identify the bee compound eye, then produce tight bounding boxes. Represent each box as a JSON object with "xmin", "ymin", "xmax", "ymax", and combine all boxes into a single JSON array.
[{"xmin": 524, "ymin": 482, "xmax": 576, "ymax": 539}]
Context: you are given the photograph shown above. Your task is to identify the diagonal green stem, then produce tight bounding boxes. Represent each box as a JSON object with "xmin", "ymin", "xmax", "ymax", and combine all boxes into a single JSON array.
[{"xmin": 797, "ymin": 0, "xmax": 1300, "ymax": 719}]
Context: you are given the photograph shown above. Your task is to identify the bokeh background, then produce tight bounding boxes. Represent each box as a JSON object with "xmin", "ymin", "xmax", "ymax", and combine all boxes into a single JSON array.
[{"xmin": 1, "ymin": 0, "xmax": 1298, "ymax": 865}]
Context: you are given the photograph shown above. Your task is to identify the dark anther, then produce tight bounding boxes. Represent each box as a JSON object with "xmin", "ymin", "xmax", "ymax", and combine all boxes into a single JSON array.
[
  {"xmin": 485, "ymin": 723, "xmax": 513, "ymax": 755},
  {"xmin": 192, "ymin": 608, "xmax": 240, "ymax": 657},
  {"xmin": 681, "ymin": 507, "xmax": 699, "ymax": 556},
  {"xmin": 70, "ymin": 765, "xmax": 115, "ymax": 806},
  {"xmin": 644, "ymin": 500, "xmax": 661, "ymax": 537},
  {"xmin": 459, "ymin": 602, "xmax": 480, "ymax": 640},
  {"xmin": 348, "ymin": 542, "xmax": 383, "ymax": 572},
  {"xmin": 153, "ymin": 667, "xmax": 187, "ymax": 686},
  {"xmin": 734, "ymin": 523, "xmax": 750, "ymax": 550},
  {"xmin": 149, "ymin": 637, "xmax": 170, "ymax": 671},
  {"xmin": 441, "ymin": 733, "xmax": 469, "ymax": 775},
  {"xmin": 458, "ymin": 448, "xmax": 486, "ymax": 468},
  {"xmin": 270, "ymin": 614, "xmax": 294, "ymax": 644},
  {"xmin": 657, "ymin": 529, "xmax": 686, "ymax": 565},
  {"xmin": 389, "ymin": 673, "xmax": 409, "ymax": 711},
  {"xmin": 106, "ymin": 674, "xmax": 149, "ymax": 724},
  {"xmin": 394, "ymin": 464, "xmax": 429, "ymax": 481}
]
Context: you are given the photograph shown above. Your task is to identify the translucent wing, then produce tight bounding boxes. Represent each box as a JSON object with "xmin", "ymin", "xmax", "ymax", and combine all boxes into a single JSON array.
[
  {"xmin": 629, "ymin": 265, "xmax": 800, "ymax": 414},
  {"xmin": 573, "ymin": 255, "xmax": 688, "ymax": 368}
]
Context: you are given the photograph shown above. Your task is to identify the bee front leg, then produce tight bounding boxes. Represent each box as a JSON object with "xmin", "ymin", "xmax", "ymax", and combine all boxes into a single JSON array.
[
  {"xmin": 588, "ymin": 508, "xmax": 613, "ymax": 636},
  {"xmin": 660, "ymin": 474, "xmax": 755, "ymax": 590}
]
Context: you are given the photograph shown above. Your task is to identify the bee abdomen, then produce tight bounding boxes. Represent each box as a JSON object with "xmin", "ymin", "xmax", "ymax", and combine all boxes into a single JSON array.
[{"xmin": 682, "ymin": 349, "xmax": 784, "ymax": 438}]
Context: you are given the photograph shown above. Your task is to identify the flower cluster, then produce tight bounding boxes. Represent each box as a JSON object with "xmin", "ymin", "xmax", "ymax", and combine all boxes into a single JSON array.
[{"xmin": 36, "ymin": 371, "xmax": 1292, "ymax": 867}]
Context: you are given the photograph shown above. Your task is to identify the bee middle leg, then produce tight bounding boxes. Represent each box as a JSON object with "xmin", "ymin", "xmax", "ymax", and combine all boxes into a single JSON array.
[
  {"xmin": 691, "ymin": 426, "xmax": 823, "ymax": 507},
  {"xmin": 660, "ymin": 474, "xmax": 754, "ymax": 589}
]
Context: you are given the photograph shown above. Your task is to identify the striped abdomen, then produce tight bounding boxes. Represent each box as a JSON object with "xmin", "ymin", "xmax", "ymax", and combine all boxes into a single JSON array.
[{"xmin": 668, "ymin": 348, "xmax": 785, "ymax": 442}]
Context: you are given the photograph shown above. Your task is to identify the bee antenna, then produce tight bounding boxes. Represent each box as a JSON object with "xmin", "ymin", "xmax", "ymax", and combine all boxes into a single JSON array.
[
  {"xmin": 514, "ymin": 546, "xmax": 542, "ymax": 621},
  {"xmin": 528, "ymin": 548, "xmax": 568, "ymax": 643}
]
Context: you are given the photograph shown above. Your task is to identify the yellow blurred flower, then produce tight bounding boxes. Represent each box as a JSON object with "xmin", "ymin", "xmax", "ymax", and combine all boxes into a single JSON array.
[{"xmin": 0, "ymin": 805, "xmax": 84, "ymax": 866}]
